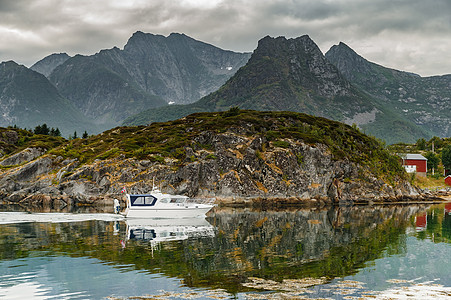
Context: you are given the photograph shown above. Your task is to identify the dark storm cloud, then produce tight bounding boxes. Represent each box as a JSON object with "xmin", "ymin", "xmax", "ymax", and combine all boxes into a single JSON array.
[{"xmin": 0, "ymin": 0, "xmax": 450, "ymax": 76}]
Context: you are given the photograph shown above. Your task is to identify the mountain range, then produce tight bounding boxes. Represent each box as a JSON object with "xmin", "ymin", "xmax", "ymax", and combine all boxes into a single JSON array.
[
  {"xmin": 0, "ymin": 32, "xmax": 250, "ymax": 134},
  {"xmin": 0, "ymin": 31, "xmax": 449, "ymax": 143},
  {"xmin": 123, "ymin": 35, "xmax": 436, "ymax": 144}
]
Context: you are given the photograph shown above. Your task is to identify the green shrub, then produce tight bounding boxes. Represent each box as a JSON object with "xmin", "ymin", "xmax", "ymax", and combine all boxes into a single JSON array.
[
  {"xmin": 149, "ymin": 155, "xmax": 165, "ymax": 163},
  {"xmin": 96, "ymin": 148, "xmax": 120, "ymax": 160},
  {"xmin": 206, "ymin": 154, "xmax": 217, "ymax": 159},
  {"xmin": 223, "ymin": 106, "xmax": 241, "ymax": 117},
  {"xmin": 272, "ymin": 140, "xmax": 290, "ymax": 148},
  {"xmin": 296, "ymin": 153, "xmax": 304, "ymax": 164}
]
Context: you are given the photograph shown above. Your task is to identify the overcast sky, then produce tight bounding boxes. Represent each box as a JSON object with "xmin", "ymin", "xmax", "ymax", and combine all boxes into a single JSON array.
[{"xmin": 1, "ymin": 0, "xmax": 450, "ymax": 77}]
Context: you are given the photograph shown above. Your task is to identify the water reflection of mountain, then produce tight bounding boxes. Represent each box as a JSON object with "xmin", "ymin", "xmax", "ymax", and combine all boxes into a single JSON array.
[{"xmin": 1, "ymin": 204, "xmax": 446, "ymax": 292}]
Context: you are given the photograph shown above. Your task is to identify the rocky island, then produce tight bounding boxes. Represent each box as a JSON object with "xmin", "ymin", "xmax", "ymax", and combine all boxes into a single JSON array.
[{"xmin": 0, "ymin": 109, "xmax": 435, "ymax": 209}]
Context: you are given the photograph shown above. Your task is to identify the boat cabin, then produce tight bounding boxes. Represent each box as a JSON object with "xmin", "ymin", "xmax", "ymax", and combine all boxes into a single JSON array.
[{"xmin": 129, "ymin": 194, "xmax": 157, "ymax": 206}]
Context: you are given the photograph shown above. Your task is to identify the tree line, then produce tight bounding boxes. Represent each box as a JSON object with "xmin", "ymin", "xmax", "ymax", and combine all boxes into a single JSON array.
[
  {"xmin": 10, "ymin": 123, "xmax": 88, "ymax": 140},
  {"xmin": 33, "ymin": 124, "xmax": 88, "ymax": 139}
]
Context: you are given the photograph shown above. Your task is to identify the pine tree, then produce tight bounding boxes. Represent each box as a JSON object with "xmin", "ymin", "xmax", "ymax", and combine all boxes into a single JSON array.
[
  {"xmin": 34, "ymin": 124, "xmax": 50, "ymax": 135},
  {"xmin": 442, "ymin": 145, "xmax": 451, "ymax": 172},
  {"xmin": 82, "ymin": 131, "xmax": 88, "ymax": 139},
  {"xmin": 34, "ymin": 125, "xmax": 42, "ymax": 134},
  {"xmin": 73, "ymin": 131, "xmax": 78, "ymax": 139},
  {"xmin": 41, "ymin": 124, "xmax": 50, "ymax": 135}
]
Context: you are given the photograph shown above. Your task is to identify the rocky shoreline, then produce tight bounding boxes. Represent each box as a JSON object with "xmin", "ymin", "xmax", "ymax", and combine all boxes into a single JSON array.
[{"xmin": 1, "ymin": 141, "xmax": 447, "ymax": 210}]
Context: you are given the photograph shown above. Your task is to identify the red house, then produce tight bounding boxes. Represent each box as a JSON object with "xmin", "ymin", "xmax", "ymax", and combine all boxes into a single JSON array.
[
  {"xmin": 400, "ymin": 154, "xmax": 427, "ymax": 177},
  {"xmin": 445, "ymin": 175, "xmax": 451, "ymax": 187}
]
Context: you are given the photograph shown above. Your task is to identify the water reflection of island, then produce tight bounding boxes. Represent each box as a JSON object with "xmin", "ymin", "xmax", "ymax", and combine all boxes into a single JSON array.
[
  {"xmin": 205, "ymin": 206, "xmax": 421, "ymax": 281},
  {"xmin": 1, "ymin": 204, "xmax": 450, "ymax": 293}
]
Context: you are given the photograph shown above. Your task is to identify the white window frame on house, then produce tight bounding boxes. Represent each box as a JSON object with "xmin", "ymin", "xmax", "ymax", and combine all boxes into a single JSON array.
[{"xmin": 404, "ymin": 165, "xmax": 417, "ymax": 173}]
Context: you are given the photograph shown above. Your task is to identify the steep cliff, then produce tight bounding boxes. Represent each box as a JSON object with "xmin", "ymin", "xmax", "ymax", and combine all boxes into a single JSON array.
[{"xmin": 0, "ymin": 110, "xmax": 422, "ymax": 207}]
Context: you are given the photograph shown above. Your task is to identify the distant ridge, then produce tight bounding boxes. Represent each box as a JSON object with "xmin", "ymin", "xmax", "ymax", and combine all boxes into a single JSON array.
[
  {"xmin": 326, "ymin": 42, "xmax": 450, "ymax": 138},
  {"xmin": 40, "ymin": 31, "xmax": 251, "ymax": 129},
  {"xmin": 0, "ymin": 61, "xmax": 95, "ymax": 136}
]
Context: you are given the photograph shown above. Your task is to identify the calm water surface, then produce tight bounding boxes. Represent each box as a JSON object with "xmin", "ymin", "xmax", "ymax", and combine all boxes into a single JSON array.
[{"xmin": 0, "ymin": 203, "xmax": 450, "ymax": 299}]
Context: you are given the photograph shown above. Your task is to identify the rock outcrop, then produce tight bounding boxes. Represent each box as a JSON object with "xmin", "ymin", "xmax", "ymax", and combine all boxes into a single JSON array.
[{"xmin": 0, "ymin": 147, "xmax": 46, "ymax": 166}]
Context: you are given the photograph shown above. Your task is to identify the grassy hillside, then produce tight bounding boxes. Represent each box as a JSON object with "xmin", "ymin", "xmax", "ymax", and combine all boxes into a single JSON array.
[
  {"xmin": 44, "ymin": 110, "xmax": 405, "ymax": 183},
  {"xmin": 0, "ymin": 127, "xmax": 66, "ymax": 158}
]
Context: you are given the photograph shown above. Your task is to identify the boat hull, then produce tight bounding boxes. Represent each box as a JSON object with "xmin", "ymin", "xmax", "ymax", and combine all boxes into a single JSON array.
[{"xmin": 125, "ymin": 206, "xmax": 212, "ymax": 219}]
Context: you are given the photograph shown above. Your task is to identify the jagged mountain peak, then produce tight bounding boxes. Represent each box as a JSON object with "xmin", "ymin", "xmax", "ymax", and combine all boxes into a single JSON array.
[
  {"xmin": 124, "ymin": 31, "xmax": 229, "ymax": 54},
  {"xmin": 326, "ymin": 42, "xmax": 368, "ymax": 67},
  {"xmin": 255, "ymin": 34, "xmax": 321, "ymax": 57},
  {"xmin": 1, "ymin": 60, "xmax": 22, "ymax": 70},
  {"xmin": 0, "ymin": 60, "xmax": 94, "ymax": 136},
  {"xmin": 330, "ymin": 41, "xmax": 355, "ymax": 52},
  {"xmin": 326, "ymin": 43, "xmax": 421, "ymax": 79},
  {"xmin": 1, "ymin": 60, "xmax": 46, "ymax": 80},
  {"xmin": 124, "ymin": 31, "xmax": 192, "ymax": 50},
  {"xmin": 325, "ymin": 42, "xmax": 373, "ymax": 80},
  {"xmin": 247, "ymin": 34, "xmax": 351, "ymax": 100},
  {"xmin": 42, "ymin": 31, "xmax": 250, "ymax": 132}
]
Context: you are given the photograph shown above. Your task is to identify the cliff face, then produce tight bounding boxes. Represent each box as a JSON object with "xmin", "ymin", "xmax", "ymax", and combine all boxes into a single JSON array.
[
  {"xmin": 0, "ymin": 135, "xmax": 418, "ymax": 207},
  {"xmin": 0, "ymin": 111, "xmax": 419, "ymax": 207}
]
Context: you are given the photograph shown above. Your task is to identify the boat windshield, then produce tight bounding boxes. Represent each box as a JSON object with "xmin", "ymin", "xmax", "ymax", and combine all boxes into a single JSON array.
[
  {"xmin": 130, "ymin": 195, "xmax": 157, "ymax": 206},
  {"xmin": 159, "ymin": 198, "xmax": 170, "ymax": 203}
]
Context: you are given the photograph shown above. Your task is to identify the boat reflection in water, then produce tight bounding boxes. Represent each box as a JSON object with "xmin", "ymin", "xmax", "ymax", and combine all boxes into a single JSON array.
[{"xmin": 124, "ymin": 217, "xmax": 215, "ymax": 246}]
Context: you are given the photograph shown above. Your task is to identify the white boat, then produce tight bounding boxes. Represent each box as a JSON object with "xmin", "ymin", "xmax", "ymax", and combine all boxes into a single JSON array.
[{"xmin": 123, "ymin": 188, "xmax": 215, "ymax": 219}]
